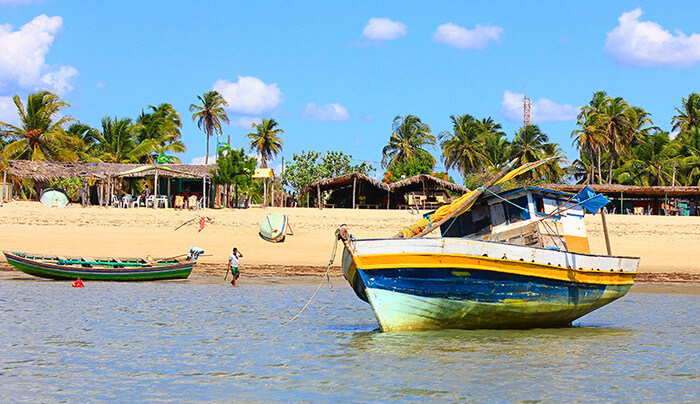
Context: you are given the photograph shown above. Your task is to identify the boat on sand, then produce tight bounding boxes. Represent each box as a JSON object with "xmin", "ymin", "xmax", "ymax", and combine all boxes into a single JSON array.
[
  {"xmin": 3, "ymin": 246, "xmax": 204, "ymax": 281},
  {"xmin": 338, "ymin": 159, "xmax": 639, "ymax": 331}
]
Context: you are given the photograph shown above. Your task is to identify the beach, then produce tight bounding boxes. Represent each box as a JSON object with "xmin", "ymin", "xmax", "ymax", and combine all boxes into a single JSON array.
[{"xmin": 0, "ymin": 201, "xmax": 698, "ymax": 289}]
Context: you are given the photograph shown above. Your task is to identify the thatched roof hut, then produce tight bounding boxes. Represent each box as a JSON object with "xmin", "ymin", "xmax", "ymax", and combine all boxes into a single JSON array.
[
  {"xmin": 390, "ymin": 174, "xmax": 469, "ymax": 194},
  {"xmin": 541, "ymin": 183, "xmax": 700, "ymax": 197},
  {"xmin": 5, "ymin": 160, "xmax": 215, "ymax": 181},
  {"xmin": 305, "ymin": 173, "xmax": 390, "ymax": 208},
  {"xmin": 541, "ymin": 183, "xmax": 700, "ymax": 215}
]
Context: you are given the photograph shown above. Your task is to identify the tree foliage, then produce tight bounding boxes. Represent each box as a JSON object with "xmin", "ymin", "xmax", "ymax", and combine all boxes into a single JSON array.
[
  {"xmin": 281, "ymin": 150, "xmax": 374, "ymax": 203},
  {"xmin": 247, "ymin": 118, "xmax": 284, "ymax": 168},
  {"xmin": 210, "ymin": 148, "xmax": 257, "ymax": 208},
  {"xmin": 190, "ymin": 91, "xmax": 229, "ymax": 165}
]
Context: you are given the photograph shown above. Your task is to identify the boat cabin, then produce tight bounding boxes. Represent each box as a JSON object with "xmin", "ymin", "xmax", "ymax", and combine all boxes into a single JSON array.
[{"xmin": 440, "ymin": 187, "xmax": 591, "ymax": 254}]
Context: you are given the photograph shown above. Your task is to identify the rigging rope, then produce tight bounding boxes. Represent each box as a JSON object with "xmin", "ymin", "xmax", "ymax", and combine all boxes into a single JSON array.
[{"xmin": 276, "ymin": 236, "xmax": 338, "ymax": 331}]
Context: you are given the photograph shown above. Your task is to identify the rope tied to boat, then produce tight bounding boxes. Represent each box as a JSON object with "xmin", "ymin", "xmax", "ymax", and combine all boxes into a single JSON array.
[{"xmin": 276, "ymin": 234, "xmax": 338, "ymax": 331}]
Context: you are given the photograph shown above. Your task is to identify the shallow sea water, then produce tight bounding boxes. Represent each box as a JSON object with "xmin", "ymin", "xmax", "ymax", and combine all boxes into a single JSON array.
[{"xmin": 0, "ymin": 278, "xmax": 697, "ymax": 403}]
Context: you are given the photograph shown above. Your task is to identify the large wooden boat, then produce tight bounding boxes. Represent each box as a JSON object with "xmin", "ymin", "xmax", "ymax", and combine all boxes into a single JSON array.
[
  {"xmin": 3, "ymin": 248, "xmax": 201, "ymax": 281},
  {"xmin": 338, "ymin": 161, "xmax": 639, "ymax": 331}
]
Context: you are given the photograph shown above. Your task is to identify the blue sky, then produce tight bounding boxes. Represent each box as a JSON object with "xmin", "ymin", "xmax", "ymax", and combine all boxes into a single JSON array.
[{"xmin": 1, "ymin": 1, "xmax": 699, "ymax": 181}]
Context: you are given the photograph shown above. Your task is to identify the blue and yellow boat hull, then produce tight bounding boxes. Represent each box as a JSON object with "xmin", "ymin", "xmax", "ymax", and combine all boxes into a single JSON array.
[{"xmin": 341, "ymin": 237, "xmax": 638, "ymax": 331}]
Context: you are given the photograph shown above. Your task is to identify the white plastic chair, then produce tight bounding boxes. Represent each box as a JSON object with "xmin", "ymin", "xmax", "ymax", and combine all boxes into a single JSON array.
[
  {"xmin": 145, "ymin": 195, "xmax": 155, "ymax": 208},
  {"xmin": 156, "ymin": 195, "xmax": 169, "ymax": 208},
  {"xmin": 111, "ymin": 194, "xmax": 122, "ymax": 208},
  {"xmin": 131, "ymin": 195, "xmax": 142, "ymax": 208},
  {"xmin": 122, "ymin": 194, "xmax": 132, "ymax": 208}
]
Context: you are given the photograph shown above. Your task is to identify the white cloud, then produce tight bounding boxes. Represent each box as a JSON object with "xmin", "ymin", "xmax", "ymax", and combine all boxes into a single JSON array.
[
  {"xmin": 213, "ymin": 76, "xmax": 282, "ymax": 115},
  {"xmin": 95, "ymin": 82, "xmax": 106, "ymax": 89},
  {"xmin": 231, "ymin": 116, "xmax": 262, "ymax": 128},
  {"xmin": 433, "ymin": 23, "xmax": 503, "ymax": 50},
  {"xmin": 302, "ymin": 102, "xmax": 350, "ymax": 121},
  {"xmin": 500, "ymin": 90, "xmax": 580, "ymax": 123},
  {"xmin": 190, "ymin": 155, "xmax": 217, "ymax": 165},
  {"xmin": 40, "ymin": 65, "xmax": 78, "ymax": 96},
  {"xmin": 0, "ymin": 15, "xmax": 78, "ymax": 95},
  {"xmin": 604, "ymin": 8, "xmax": 700, "ymax": 68},
  {"xmin": 362, "ymin": 18, "xmax": 407, "ymax": 41},
  {"xmin": 0, "ymin": 95, "xmax": 19, "ymax": 125}
]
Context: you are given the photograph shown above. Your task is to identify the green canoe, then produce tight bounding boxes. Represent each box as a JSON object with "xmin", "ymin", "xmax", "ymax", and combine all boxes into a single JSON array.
[{"xmin": 3, "ymin": 250, "xmax": 197, "ymax": 281}]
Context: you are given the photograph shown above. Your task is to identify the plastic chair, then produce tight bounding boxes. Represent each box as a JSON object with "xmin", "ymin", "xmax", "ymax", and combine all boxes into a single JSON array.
[
  {"xmin": 111, "ymin": 194, "xmax": 122, "ymax": 208},
  {"xmin": 145, "ymin": 195, "xmax": 155, "ymax": 208},
  {"xmin": 131, "ymin": 195, "xmax": 142, "ymax": 208}
]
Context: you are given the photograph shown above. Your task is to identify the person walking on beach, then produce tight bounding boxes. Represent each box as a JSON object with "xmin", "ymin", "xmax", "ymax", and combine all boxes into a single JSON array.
[{"xmin": 228, "ymin": 247, "xmax": 243, "ymax": 286}]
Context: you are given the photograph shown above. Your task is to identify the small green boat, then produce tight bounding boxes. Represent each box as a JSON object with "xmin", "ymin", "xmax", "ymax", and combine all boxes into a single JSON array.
[{"xmin": 3, "ymin": 248, "xmax": 201, "ymax": 281}]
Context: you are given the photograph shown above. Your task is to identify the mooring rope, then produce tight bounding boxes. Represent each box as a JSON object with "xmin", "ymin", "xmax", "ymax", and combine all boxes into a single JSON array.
[{"xmin": 276, "ymin": 236, "xmax": 338, "ymax": 330}]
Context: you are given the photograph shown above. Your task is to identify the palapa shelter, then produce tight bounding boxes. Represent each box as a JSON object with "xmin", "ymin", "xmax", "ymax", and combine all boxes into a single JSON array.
[
  {"xmin": 4, "ymin": 160, "xmax": 215, "ymax": 207},
  {"xmin": 304, "ymin": 173, "xmax": 470, "ymax": 209},
  {"xmin": 305, "ymin": 173, "xmax": 391, "ymax": 209},
  {"xmin": 542, "ymin": 183, "xmax": 700, "ymax": 216},
  {"xmin": 390, "ymin": 174, "xmax": 470, "ymax": 210}
]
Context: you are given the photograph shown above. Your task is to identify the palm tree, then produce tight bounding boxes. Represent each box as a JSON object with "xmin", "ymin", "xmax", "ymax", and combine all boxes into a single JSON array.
[
  {"xmin": 671, "ymin": 93, "xmax": 700, "ymax": 134},
  {"xmin": 97, "ymin": 117, "xmax": 152, "ymax": 163},
  {"xmin": 510, "ymin": 124, "xmax": 548, "ymax": 164},
  {"xmin": 246, "ymin": 118, "xmax": 284, "ymax": 168},
  {"xmin": 571, "ymin": 91, "xmax": 611, "ymax": 184},
  {"xmin": 599, "ymin": 96, "xmax": 633, "ymax": 183},
  {"xmin": 678, "ymin": 127, "xmax": 700, "ymax": 185},
  {"xmin": 189, "ymin": 91, "xmax": 229, "ymax": 164},
  {"xmin": 440, "ymin": 114, "xmax": 489, "ymax": 176},
  {"xmin": 67, "ymin": 122, "xmax": 103, "ymax": 162},
  {"xmin": 0, "ymin": 91, "xmax": 81, "ymax": 161},
  {"xmin": 382, "ymin": 115, "xmax": 436, "ymax": 169},
  {"xmin": 136, "ymin": 103, "xmax": 183, "ymax": 143},
  {"xmin": 539, "ymin": 143, "xmax": 567, "ymax": 183},
  {"xmin": 613, "ymin": 132, "xmax": 680, "ymax": 186}
]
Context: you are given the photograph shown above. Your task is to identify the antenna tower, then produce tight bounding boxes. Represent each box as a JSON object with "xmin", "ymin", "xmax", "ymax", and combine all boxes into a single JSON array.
[{"xmin": 523, "ymin": 87, "xmax": 531, "ymax": 127}]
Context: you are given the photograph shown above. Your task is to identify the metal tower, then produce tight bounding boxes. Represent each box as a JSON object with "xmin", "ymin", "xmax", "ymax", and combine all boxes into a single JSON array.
[{"xmin": 523, "ymin": 88, "xmax": 531, "ymax": 127}]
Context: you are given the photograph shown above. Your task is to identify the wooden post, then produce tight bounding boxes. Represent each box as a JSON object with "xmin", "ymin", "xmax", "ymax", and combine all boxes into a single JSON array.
[
  {"xmin": 153, "ymin": 169, "xmax": 159, "ymax": 209},
  {"xmin": 202, "ymin": 177, "xmax": 206, "ymax": 209},
  {"xmin": 386, "ymin": 188, "xmax": 390, "ymax": 209},
  {"xmin": 2, "ymin": 171, "xmax": 6, "ymax": 201},
  {"xmin": 306, "ymin": 189, "xmax": 309, "ymax": 208},
  {"xmin": 620, "ymin": 192, "xmax": 623, "ymax": 214},
  {"xmin": 600, "ymin": 209, "xmax": 612, "ymax": 255},
  {"xmin": 271, "ymin": 178, "xmax": 275, "ymax": 207},
  {"xmin": 263, "ymin": 178, "xmax": 268, "ymax": 207},
  {"xmin": 352, "ymin": 176, "xmax": 356, "ymax": 209},
  {"xmin": 317, "ymin": 184, "xmax": 321, "ymax": 209}
]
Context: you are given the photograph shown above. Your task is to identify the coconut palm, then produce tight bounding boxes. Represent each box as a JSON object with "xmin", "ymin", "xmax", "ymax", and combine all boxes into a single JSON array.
[
  {"xmin": 440, "ymin": 114, "xmax": 489, "ymax": 176},
  {"xmin": 189, "ymin": 91, "xmax": 229, "ymax": 164},
  {"xmin": 97, "ymin": 117, "xmax": 152, "ymax": 163},
  {"xmin": 678, "ymin": 127, "xmax": 700, "ymax": 185},
  {"xmin": 0, "ymin": 91, "xmax": 81, "ymax": 161},
  {"xmin": 136, "ymin": 103, "xmax": 183, "ymax": 143},
  {"xmin": 510, "ymin": 124, "xmax": 548, "ymax": 164},
  {"xmin": 382, "ymin": 115, "xmax": 436, "ymax": 169},
  {"xmin": 613, "ymin": 131, "xmax": 681, "ymax": 186},
  {"xmin": 671, "ymin": 93, "xmax": 700, "ymax": 134},
  {"xmin": 246, "ymin": 118, "xmax": 284, "ymax": 168},
  {"xmin": 598, "ymin": 97, "xmax": 633, "ymax": 182},
  {"xmin": 67, "ymin": 123, "xmax": 103, "ymax": 162}
]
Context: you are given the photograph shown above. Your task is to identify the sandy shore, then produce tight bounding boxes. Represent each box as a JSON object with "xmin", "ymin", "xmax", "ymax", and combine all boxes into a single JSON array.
[{"xmin": 1, "ymin": 201, "xmax": 698, "ymax": 286}]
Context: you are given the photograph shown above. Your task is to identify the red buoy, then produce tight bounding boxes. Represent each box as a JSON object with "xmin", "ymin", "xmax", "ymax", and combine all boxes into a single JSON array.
[{"xmin": 72, "ymin": 278, "xmax": 85, "ymax": 288}]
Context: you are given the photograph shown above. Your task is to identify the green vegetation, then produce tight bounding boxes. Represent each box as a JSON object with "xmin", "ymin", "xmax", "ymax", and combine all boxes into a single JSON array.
[
  {"xmin": 281, "ymin": 150, "xmax": 373, "ymax": 203},
  {"xmin": 210, "ymin": 148, "xmax": 257, "ymax": 208},
  {"xmin": 2, "ymin": 89, "xmax": 700, "ymax": 206}
]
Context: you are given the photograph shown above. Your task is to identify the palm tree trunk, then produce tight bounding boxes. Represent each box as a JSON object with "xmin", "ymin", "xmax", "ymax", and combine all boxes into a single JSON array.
[
  {"xmin": 205, "ymin": 133, "xmax": 210, "ymax": 165},
  {"xmin": 597, "ymin": 150, "xmax": 603, "ymax": 184},
  {"xmin": 607, "ymin": 148, "xmax": 615, "ymax": 184}
]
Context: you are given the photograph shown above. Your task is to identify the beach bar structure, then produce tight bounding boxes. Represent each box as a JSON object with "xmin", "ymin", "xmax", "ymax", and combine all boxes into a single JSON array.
[
  {"xmin": 542, "ymin": 184, "xmax": 700, "ymax": 216},
  {"xmin": 4, "ymin": 160, "xmax": 216, "ymax": 207}
]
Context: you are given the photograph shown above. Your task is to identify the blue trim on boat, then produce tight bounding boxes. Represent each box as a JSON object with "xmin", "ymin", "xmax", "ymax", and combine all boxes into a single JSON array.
[{"xmin": 356, "ymin": 266, "xmax": 608, "ymax": 305}]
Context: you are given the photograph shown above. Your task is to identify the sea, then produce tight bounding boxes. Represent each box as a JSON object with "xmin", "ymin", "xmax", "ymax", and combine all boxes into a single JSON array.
[{"xmin": 0, "ymin": 278, "xmax": 697, "ymax": 403}]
